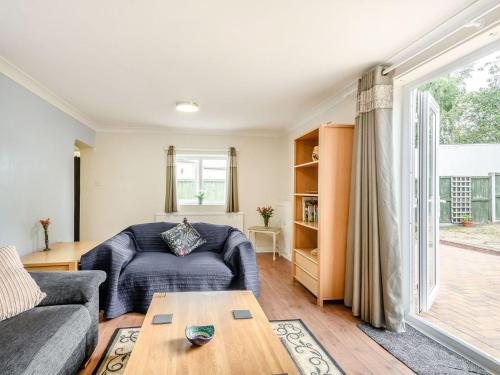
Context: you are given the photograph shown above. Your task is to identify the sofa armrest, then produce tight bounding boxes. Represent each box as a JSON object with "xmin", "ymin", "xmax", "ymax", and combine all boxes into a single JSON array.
[
  {"xmin": 222, "ymin": 230, "xmax": 260, "ymax": 297},
  {"xmin": 79, "ymin": 231, "xmax": 137, "ymax": 318},
  {"xmin": 31, "ymin": 271, "xmax": 106, "ymax": 307}
]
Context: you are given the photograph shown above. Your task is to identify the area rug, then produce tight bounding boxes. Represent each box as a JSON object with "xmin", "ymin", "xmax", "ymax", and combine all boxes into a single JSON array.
[
  {"xmin": 358, "ymin": 323, "xmax": 488, "ymax": 375},
  {"xmin": 93, "ymin": 319, "xmax": 344, "ymax": 375}
]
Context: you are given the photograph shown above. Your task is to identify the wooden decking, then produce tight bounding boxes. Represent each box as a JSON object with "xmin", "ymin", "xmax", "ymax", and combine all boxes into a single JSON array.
[
  {"xmin": 80, "ymin": 254, "xmax": 413, "ymax": 375},
  {"xmin": 420, "ymin": 244, "xmax": 500, "ymax": 359}
]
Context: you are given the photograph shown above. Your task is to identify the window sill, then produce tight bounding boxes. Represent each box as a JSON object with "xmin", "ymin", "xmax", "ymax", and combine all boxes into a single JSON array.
[
  {"xmin": 155, "ymin": 211, "xmax": 242, "ymax": 216},
  {"xmin": 177, "ymin": 205, "xmax": 226, "ymax": 213}
]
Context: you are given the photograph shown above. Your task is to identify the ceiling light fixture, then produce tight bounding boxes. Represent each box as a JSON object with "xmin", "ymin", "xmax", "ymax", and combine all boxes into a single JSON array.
[{"xmin": 176, "ymin": 101, "xmax": 199, "ymax": 113}]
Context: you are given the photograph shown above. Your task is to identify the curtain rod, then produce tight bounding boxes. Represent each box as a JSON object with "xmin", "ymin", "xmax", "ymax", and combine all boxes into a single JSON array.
[
  {"xmin": 163, "ymin": 147, "xmax": 239, "ymax": 152},
  {"xmin": 381, "ymin": 3, "xmax": 497, "ymax": 75}
]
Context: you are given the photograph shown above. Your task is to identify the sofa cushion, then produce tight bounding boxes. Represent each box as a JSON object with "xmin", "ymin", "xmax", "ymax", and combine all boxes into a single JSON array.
[
  {"xmin": 128, "ymin": 222, "xmax": 176, "ymax": 252},
  {"xmin": 0, "ymin": 245, "xmax": 46, "ymax": 321},
  {"xmin": 160, "ymin": 220, "xmax": 207, "ymax": 256},
  {"xmin": 30, "ymin": 271, "xmax": 107, "ymax": 307},
  {"xmin": 128, "ymin": 222, "xmax": 233, "ymax": 254},
  {"xmin": 118, "ymin": 251, "xmax": 234, "ymax": 304},
  {"xmin": 190, "ymin": 223, "xmax": 233, "ymax": 253},
  {"xmin": 0, "ymin": 304, "xmax": 91, "ymax": 375}
]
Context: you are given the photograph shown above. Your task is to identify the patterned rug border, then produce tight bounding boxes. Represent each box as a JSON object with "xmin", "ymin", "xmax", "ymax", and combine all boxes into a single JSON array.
[
  {"xmin": 271, "ymin": 318, "xmax": 346, "ymax": 375},
  {"xmin": 92, "ymin": 326, "xmax": 139, "ymax": 375},
  {"xmin": 93, "ymin": 319, "xmax": 346, "ymax": 375}
]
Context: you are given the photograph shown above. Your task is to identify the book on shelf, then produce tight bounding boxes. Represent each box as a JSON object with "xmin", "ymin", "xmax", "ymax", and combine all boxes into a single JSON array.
[{"xmin": 302, "ymin": 197, "xmax": 318, "ymax": 223}]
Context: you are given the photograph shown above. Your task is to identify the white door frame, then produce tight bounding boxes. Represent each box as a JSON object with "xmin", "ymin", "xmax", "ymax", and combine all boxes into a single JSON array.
[
  {"xmin": 417, "ymin": 91, "xmax": 440, "ymax": 312},
  {"xmin": 400, "ymin": 41, "xmax": 500, "ymax": 373}
]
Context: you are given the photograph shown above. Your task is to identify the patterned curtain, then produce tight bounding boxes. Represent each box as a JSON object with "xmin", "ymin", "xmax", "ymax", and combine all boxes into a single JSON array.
[
  {"xmin": 165, "ymin": 145, "xmax": 177, "ymax": 213},
  {"xmin": 344, "ymin": 65, "xmax": 405, "ymax": 332},
  {"xmin": 226, "ymin": 147, "xmax": 239, "ymax": 212}
]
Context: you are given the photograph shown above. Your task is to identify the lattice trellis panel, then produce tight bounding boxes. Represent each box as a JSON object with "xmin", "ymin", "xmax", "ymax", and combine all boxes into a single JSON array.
[{"xmin": 451, "ymin": 177, "xmax": 471, "ymax": 224}]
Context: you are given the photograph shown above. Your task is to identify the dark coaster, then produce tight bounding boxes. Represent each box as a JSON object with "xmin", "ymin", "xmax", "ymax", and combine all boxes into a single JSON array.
[
  {"xmin": 232, "ymin": 309, "xmax": 253, "ymax": 319},
  {"xmin": 152, "ymin": 314, "xmax": 173, "ymax": 324}
]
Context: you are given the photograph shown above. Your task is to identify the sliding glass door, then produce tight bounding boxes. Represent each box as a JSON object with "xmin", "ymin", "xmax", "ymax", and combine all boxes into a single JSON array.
[{"xmin": 405, "ymin": 47, "xmax": 500, "ymax": 371}]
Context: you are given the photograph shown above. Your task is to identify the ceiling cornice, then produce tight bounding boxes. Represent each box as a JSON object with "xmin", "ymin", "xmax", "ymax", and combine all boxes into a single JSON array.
[
  {"xmin": 0, "ymin": 55, "xmax": 100, "ymax": 131},
  {"xmin": 288, "ymin": 81, "xmax": 357, "ymax": 135},
  {"xmin": 98, "ymin": 124, "xmax": 286, "ymax": 138}
]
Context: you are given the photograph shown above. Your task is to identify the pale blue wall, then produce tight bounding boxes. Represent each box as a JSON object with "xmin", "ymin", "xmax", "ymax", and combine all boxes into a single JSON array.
[{"xmin": 0, "ymin": 73, "xmax": 95, "ymax": 256}]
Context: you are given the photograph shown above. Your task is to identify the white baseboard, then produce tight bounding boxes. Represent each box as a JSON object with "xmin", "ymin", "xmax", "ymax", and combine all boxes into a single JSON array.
[
  {"xmin": 254, "ymin": 247, "xmax": 274, "ymax": 253},
  {"xmin": 254, "ymin": 247, "xmax": 292, "ymax": 261}
]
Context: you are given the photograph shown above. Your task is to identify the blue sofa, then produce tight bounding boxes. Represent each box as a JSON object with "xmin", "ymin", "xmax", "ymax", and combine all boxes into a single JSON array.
[{"xmin": 80, "ymin": 222, "xmax": 260, "ymax": 319}]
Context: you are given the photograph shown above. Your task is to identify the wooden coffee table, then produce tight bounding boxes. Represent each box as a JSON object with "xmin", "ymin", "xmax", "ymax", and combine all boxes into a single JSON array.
[{"xmin": 124, "ymin": 291, "xmax": 298, "ymax": 375}]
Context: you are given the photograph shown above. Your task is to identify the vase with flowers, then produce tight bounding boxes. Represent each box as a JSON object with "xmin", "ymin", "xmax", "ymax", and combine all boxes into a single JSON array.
[
  {"xmin": 39, "ymin": 218, "xmax": 51, "ymax": 251},
  {"xmin": 257, "ymin": 206, "xmax": 274, "ymax": 228}
]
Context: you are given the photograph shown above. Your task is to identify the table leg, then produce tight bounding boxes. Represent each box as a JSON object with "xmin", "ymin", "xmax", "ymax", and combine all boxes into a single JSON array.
[{"xmin": 272, "ymin": 233, "xmax": 276, "ymax": 261}]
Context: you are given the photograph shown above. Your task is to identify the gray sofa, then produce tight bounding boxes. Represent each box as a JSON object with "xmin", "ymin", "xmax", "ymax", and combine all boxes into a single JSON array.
[{"xmin": 0, "ymin": 271, "xmax": 106, "ymax": 375}]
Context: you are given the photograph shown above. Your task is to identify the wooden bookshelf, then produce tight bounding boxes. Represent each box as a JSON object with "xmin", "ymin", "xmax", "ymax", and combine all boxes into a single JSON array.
[
  {"xmin": 294, "ymin": 160, "xmax": 319, "ymax": 168},
  {"xmin": 292, "ymin": 124, "xmax": 354, "ymax": 306},
  {"xmin": 294, "ymin": 220, "xmax": 319, "ymax": 230}
]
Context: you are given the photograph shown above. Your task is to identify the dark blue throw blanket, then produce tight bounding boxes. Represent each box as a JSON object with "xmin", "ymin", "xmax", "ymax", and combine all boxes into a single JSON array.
[{"xmin": 80, "ymin": 222, "xmax": 260, "ymax": 319}]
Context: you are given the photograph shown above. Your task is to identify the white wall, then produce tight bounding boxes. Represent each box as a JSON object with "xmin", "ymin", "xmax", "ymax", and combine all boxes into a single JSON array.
[
  {"xmin": 439, "ymin": 144, "xmax": 500, "ymax": 176},
  {"xmin": 0, "ymin": 73, "xmax": 95, "ymax": 256},
  {"xmin": 288, "ymin": 95, "xmax": 357, "ymax": 141},
  {"xmin": 80, "ymin": 131, "xmax": 289, "ymax": 255}
]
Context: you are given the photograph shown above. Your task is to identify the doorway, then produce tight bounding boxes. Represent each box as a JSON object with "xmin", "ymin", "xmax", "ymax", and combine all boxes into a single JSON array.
[
  {"xmin": 408, "ymin": 49, "xmax": 500, "ymax": 364},
  {"xmin": 74, "ymin": 145, "xmax": 80, "ymax": 241}
]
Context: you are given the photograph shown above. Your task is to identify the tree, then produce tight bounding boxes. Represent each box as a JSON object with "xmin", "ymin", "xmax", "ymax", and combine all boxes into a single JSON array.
[{"xmin": 419, "ymin": 55, "xmax": 500, "ymax": 144}]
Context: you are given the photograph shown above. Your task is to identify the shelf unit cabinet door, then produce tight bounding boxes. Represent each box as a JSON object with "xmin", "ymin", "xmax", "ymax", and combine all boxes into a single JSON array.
[{"xmin": 318, "ymin": 126, "xmax": 354, "ymax": 302}]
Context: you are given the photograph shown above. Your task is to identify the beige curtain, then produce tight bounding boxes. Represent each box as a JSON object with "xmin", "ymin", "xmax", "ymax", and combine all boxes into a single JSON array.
[
  {"xmin": 226, "ymin": 147, "xmax": 239, "ymax": 212},
  {"xmin": 344, "ymin": 65, "xmax": 405, "ymax": 332},
  {"xmin": 165, "ymin": 145, "xmax": 177, "ymax": 213}
]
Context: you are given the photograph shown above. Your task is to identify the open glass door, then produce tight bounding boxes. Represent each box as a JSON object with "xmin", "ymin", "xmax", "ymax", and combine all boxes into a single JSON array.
[{"xmin": 416, "ymin": 91, "xmax": 440, "ymax": 312}]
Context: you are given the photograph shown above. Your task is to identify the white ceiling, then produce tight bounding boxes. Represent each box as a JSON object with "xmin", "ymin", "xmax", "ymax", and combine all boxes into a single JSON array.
[{"xmin": 0, "ymin": 0, "xmax": 475, "ymax": 132}]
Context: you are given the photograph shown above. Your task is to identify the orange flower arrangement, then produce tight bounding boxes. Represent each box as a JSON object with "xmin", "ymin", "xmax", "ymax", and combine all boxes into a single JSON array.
[{"xmin": 256, "ymin": 206, "xmax": 274, "ymax": 227}]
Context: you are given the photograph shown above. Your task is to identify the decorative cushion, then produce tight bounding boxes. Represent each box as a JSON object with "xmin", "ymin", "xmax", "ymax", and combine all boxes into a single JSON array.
[
  {"xmin": 160, "ymin": 219, "xmax": 207, "ymax": 256},
  {"xmin": 0, "ymin": 245, "xmax": 46, "ymax": 321}
]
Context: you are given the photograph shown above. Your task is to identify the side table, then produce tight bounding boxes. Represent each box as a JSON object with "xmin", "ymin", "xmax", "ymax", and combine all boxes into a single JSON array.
[
  {"xmin": 21, "ymin": 241, "xmax": 100, "ymax": 272},
  {"xmin": 247, "ymin": 226, "xmax": 281, "ymax": 261}
]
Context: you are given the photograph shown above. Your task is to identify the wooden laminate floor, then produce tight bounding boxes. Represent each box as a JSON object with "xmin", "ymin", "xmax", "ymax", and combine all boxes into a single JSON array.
[{"xmin": 79, "ymin": 253, "xmax": 413, "ymax": 375}]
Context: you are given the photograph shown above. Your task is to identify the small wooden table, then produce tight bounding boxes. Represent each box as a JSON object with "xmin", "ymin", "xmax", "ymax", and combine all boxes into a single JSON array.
[
  {"xmin": 247, "ymin": 226, "xmax": 281, "ymax": 261},
  {"xmin": 21, "ymin": 241, "xmax": 100, "ymax": 272},
  {"xmin": 124, "ymin": 291, "xmax": 298, "ymax": 375}
]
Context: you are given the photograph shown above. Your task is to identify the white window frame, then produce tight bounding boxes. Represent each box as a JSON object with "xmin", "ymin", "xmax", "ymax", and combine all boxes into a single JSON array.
[
  {"xmin": 176, "ymin": 154, "xmax": 228, "ymax": 206},
  {"xmin": 400, "ymin": 41, "xmax": 500, "ymax": 373}
]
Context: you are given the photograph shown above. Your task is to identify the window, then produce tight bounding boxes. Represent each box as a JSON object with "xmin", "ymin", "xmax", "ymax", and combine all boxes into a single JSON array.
[{"xmin": 176, "ymin": 154, "xmax": 227, "ymax": 205}]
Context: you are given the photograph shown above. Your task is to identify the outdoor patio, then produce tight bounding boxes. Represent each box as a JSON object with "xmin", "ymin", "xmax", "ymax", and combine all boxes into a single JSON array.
[
  {"xmin": 440, "ymin": 223, "xmax": 500, "ymax": 255},
  {"xmin": 420, "ymin": 243, "xmax": 500, "ymax": 359}
]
